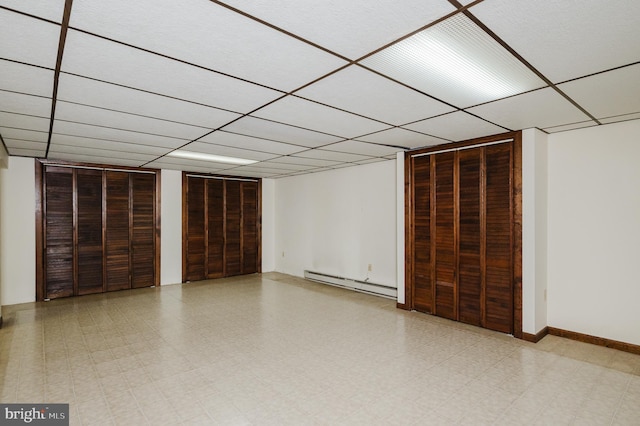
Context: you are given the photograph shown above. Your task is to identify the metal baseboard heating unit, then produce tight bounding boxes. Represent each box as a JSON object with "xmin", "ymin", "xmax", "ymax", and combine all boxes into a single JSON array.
[{"xmin": 304, "ymin": 270, "xmax": 397, "ymax": 299}]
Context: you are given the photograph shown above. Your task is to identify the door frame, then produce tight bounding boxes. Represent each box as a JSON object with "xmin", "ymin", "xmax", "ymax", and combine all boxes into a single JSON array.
[{"xmin": 403, "ymin": 131, "xmax": 523, "ymax": 338}]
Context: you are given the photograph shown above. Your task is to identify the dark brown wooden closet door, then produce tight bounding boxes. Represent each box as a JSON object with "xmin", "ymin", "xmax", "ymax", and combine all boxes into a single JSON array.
[
  {"xmin": 413, "ymin": 156, "xmax": 432, "ymax": 313},
  {"xmin": 105, "ymin": 171, "xmax": 131, "ymax": 291},
  {"xmin": 434, "ymin": 152, "xmax": 456, "ymax": 320},
  {"xmin": 44, "ymin": 167, "xmax": 74, "ymax": 299},
  {"xmin": 76, "ymin": 169, "xmax": 104, "ymax": 295},
  {"xmin": 484, "ymin": 144, "xmax": 513, "ymax": 334},
  {"xmin": 131, "ymin": 174, "xmax": 155, "ymax": 288},
  {"xmin": 207, "ymin": 179, "xmax": 224, "ymax": 278},
  {"xmin": 241, "ymin": 182, "xmax": 258, "ymax": 274},
  {"xmin": 186, "ymin": 176, "xmax": 205, "ymax": 281},
  {"xmin": 457, "ymin": 149, "xmax": 482, "ymax": 326},
  {"xmin": 225, "ymin": 180, "xmax": 242, "ymax": 276}
]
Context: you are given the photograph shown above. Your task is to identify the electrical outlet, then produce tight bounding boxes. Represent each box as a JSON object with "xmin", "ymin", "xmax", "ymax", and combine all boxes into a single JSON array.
[{"xmin": 368, "ymin": 264, "xmax": 372, "ymax": 272}]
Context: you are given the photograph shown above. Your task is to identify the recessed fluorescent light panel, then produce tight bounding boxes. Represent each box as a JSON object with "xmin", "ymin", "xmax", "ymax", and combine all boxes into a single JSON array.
[
  {"xmin": 361, "ymin": 14, "xmax": 546, "ymax": 108},
  {"xmin": 168, "ymin": 150, "xmax": 257, "ymax": 165}
]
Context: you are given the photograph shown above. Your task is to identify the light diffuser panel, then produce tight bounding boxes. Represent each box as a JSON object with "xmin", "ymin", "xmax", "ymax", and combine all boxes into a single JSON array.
[{"xmin": 362, "ymin": 13, "xmax": 545, "ymax": 108}]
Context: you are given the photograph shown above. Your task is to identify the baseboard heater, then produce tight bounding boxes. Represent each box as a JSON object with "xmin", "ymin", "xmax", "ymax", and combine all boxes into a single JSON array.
[{"xmin": 304, "ymin": 270, "xmax": 397, "ymax": 299}]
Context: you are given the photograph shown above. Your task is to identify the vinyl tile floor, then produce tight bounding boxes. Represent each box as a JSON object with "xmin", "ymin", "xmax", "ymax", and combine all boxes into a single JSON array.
[{"xmin": 1, "ymin": 272, "xmax": 639, "ymax": 425}]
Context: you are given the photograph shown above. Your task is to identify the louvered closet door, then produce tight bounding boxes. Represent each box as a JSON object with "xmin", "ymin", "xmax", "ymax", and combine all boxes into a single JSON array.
[
  {"xmin": 457, "ymin": 149, "xmax": 483, "ymax": 326},
  {"xmin": 224, "ymin": 180, "xmax": 242, "ymax": 276},
  {"xmin": 76, "ymin": 169, "xmax": 104, "ymax": 295},
  {"xmin": 434, "ymin": 152, "xmax": 456, "ymax": 320},
  {"xmin": 131, "ymin": 173, "xmax": 155, "ymax": 288},
  {"xmin": 413, "ymin": 156, "xmax": 432, "ymax": 313},
  {"xmin": 44, "ymin": 167, "xmax": 74, "ymax": 299},
  {"xmin": 241, "ymin": 182, "xmax": 258, "ymax": 274},
  {"xmin": 485, "ymin": 144, "xmax": 513, "ymax": 334},
  {"xmin": 105, "ymin": 171, "xmax": 131, "ymax": 291},
  {"xmin": 207, "ymin": 179, "xmax": 224, "ymax": 278},
  {"xmin": 186, "ymin": 176, "xmax": 206, "ymax": 281}
]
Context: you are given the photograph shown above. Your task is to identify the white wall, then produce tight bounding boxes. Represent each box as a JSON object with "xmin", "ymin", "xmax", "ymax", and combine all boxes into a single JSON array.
[
  {"xmin": 396, "ymin": 152, "xmax": 405, "ymax": 304},
  {"xmin": 275, "ymin": 160, "xmax": 397, "ymax": 287},
  {"xmin": 160, "ymin": 169, "xmax": 182, "ymax": 285},
  {"xmin": 547, "ymin": 119, "xmax": 640, "ymax": 346},
  {"xmin": 261, "ymin": 179, "xmax": 276, "ymax": 272},
  {"xmin": 0, "ymin": 157, "xmax": 36, "ymax": 305},
  {"xmin": 521, "ymin": 129, "xmax": 548, "ymax": 335}
]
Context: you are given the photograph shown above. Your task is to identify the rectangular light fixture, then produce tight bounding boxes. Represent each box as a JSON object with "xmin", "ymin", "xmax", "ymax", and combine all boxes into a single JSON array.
[
  {"xmin": 361, "ymin": 14, "xmax": 545, "ymax": 108},
  {"xmin": 167, "ymin": 150, "xmax": 257, "ymax": 165}
]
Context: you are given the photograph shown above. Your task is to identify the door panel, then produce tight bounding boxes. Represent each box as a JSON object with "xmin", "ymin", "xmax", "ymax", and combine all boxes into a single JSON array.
[
  {"xmin": 76, "ymin": 169, "xmax": 104, "ymax": 295},
  {"xmin": 186, "ymin": 177, "xmax": 205, "ymax": 281},
  {"xmin": 131, "ymin": 173, "xmax": 155, "ymax": 288},
  {"xmin": 413, "ymin": 156, "xmax": 432, "ymax": 313},
  {"xmin": 434, "ymin": 152, "xmax": 456, "ymax": 320},
  {"xmin": 241, "ymin": 182, "xmax": 258, "ymax": 274},
  {"xmin": 224, "ymin": 180, "xmax": 242, "ymax": 276},
  {"xmin": 105, "ymin": 171, "xmax": 130, "ymax": 291}
]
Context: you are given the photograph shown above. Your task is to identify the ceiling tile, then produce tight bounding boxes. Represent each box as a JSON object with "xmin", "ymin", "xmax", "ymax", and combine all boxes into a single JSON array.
[
  {"xmin": 355, "ymin": 127, "xmax": 449, "ymax": 149},
  {"xmin": 0, "ymin": 61, "xmax": 54, "ymax": 97},
  {"xmin": 144, "ymin": 159, "xmax": 229, "ymax": 174},
  {"xmin": 0, "ymin": 127, "xmax": 48, "ymax": 142},
  {"xmin": 200, "ymin": 131, "xmax": 307, "ymax": 156},
  {"xmin": 4, "ymin": 139, "xmax": 47, "ymax": 151},
  {"xmin": 57, "ymin": 74, "xmax": 241, "ymax": 129},
  {"xmin": 222, "ymin": 116, "xmax": 342, "ymax": 148},
  {"xmin": 46, "ymin": 152, "xmax": 147, "ymax": 167},
  {"xmin": 217, "ymin": 168, "xmax": 276, "ymax": 179},
  {"xmin": 0, "ymin": 0, "xmax": 66, "ymax": 22},
  {"xmin": 253, "ymin": 160, "xmax": 320, "ymax": 172},
  {"xmin": 0, "ymin": 9, "xmax": 60, "ymax": 68},
  {"xmin": 48, "ymin": 144, "xmax": 158, "ymax": 162},
  {"xmin": 296, "ymin": 65, "xmax": 454, "ymax": 125},
  {"xmin": 55, "ymin": 101, "xmax": 209, "ymax": 140},
  {"xmin": 61, "ymin": 30, "xmax": 283, "ymax": 114},
  {"xmin": 5, "ymin": 147, "xmax": 46, "ymax": 157},
  {"xmin": 267, "ymin": 156, "xmax": 339, "ymax": 168},
  {"xmin": 0, "ymin": 112, "xmax": 49, "ymax": 132},
  {"xmin": 68, "ymin": 0, "xmax": 347, "ymax": 91},
  {"xmin": 293, "ymin": 150, "xmax": 371, "ymax": 163},
  {"xmin": 253, "ymin": 96, "xmax": 390, "ymax": 138},
  {"xmin": 361, "ymin": 13, "xmax": 545, "ymax": 108},
  {"xmin": 220, "ymin": 0, "xmax": 455, "ymax": 59},
  {"xmin": 52, "ymin": 121, "xmax": 187, "ymax": 149},
  {"xmin": 50, "ymin": 134, "xmax": 169, "ymax": 156},
  {"xmin": 543, "ymin": 121, "xmax": 598, "ymax": 134},
  {"xmin": 323, "ymin": 140, "xmax": 401, "ymax": 157},
  {"xmin": 599, "ymin": 113, "xmax": 640, "ymax": 125},
  {"xmin": 403, "ymin": 111, "xmax": 506, "ymax": 141},
  {"xmin": 180, "ymin": 142, "xmax": 280, "ymax": 162},
  {"xmin": 0, "ymin": 91, "xmax": 51, "ymax": 117},
  {"xmin": 470, "ymin": 0, "xmax": 640, "ymax": 82},
  {"xmin": 466, "ymin": 87, "xmax": 592, "ymax": 130},
  {"xmin": 558, "ymin": 64, "xmax": 640, "ymax": 121}
]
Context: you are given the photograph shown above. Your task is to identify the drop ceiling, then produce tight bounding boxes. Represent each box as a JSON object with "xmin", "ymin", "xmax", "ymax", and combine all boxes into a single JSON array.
[{"xmin": 1, "ymin": 0, "xmax": 639, "ymax": 178}]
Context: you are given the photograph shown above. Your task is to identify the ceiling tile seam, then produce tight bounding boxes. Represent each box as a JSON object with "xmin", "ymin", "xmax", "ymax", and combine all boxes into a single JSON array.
[
  {"xmin": 50, "ymin": 142, "xmax": 162, "ymax": 157},
  {"xmin": 53, "ymin": 118, "xmax": 193, "ymax": 141},
  {"xmin": 60, "ymin": 71, "xmax": 242, "ymax": 116},
  {"xmin": 52, "ymin": 131, "xmax": 184, "ymax": 150},
  {"xmin": 0, "ymin": 110, "xmax": 50, "ymax": 120},
  {"xmin": 0, "ymin": 125, "xmax": 48, "ymax": 134},
  {"xmin": 289, "ymin": 94, "xmax": 397, "ymax": 128},
  {"xmin": 355, "ymin": 126, "xmax": 454, "ymax": 145},
  {"xmin": 67, "ymin": 27, "xmax": 288, "ymax": 96},
  {"xmin": 0, "ymin": 57, "xmax": 55, "ymax": 72},
  {"xmin": 460, "ymin": 86, "xmax": 551, "ymax": 110},
  {"xmin": 55, "ymin": 99, "xmax": 216, "ymax": 131},
  {"xmin": 0, "ymin": 133, "xmax": 9, "ymax": 154},
  {"xmin": 188, "ymin": 139, "xmax": 306, "ymax": 158},
  {"xmin": 0, "ymin": 89, "xmax": 52, "ymax": 101},
  {"xmin": 0, "ymin": 5, "xmax": 61, "ymax": 25},
  {"xmin": 553, "ymin": 60, "xmax": 640, "ymax": 86},
  {"xmin": 208, "ymin": 0, "xmax": 352, "ymax": 63},
  {"xmin": 287, "ymin": 145, "xmax": 379, "ymax": 159},
  {"xmin": 218, "ymin": 130, "xmax": 329, "ymax": 151},
  {"xmin": 45, "ymin": 0, "xmax": 73, "ymax": 158},
  {"xmin": 321, "ymin": 138, "xmax": 408, "ymax": 152},
  {"xmin": 460, "ymin": 8, "xmax": 601, "ymax": 125}
]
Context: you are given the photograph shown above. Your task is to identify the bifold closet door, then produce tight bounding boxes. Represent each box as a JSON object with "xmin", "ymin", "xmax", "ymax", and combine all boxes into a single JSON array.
[
  {"xmin": 224, "ymin": 180, "xmax": 242, "ymax": 276},
  {"xmin": 241, "ymin": 182, "xmax": 259, "ymax": 274},
  {"xmin": 76, "ymin": 169, "xmax": 104, "ymax": 295},
  {"xmin": 434, "ymin": 152, "xmax": 456, "ymax": 321},
  {"xmin": 186, "ymin": 176, "xmax": 206, "ymax": 281},
  {"xmin": 207, "ymin": 179, "xmax": 224, "ymax": 278},
  {"xmin": 412, "ymin": 156, "xmax": 432, "ymax": 313},
  {"xmin": 105, "ymin": 171, "xmax": 131, "ymax": 292},
  {"xmin": 131, "ymin": 173, "xmax": 156, "ymax": 288}
]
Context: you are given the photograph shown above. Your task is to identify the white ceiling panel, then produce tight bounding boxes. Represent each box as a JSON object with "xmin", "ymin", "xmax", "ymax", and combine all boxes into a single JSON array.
[
  {"xmin": 356, "ymin": 127, "xmax": 449, "ymax": 149},
  {"xmin": 0, "ymin": 10, "xmax": 60, "ymax": 68},
  {"xmin": 0, "ymin": 61, "xmax": 54, "ymax": 97},
  {"xmin": 403, "ymin": 111, "xmax": 506, "ymax": 142},
  {"xmin": 0, "ymin": 127, "xmax": 48, "ymax": 142},
  {"xmin": 323, "ymin": 140, "xmax": 402, "ymax": 157},
  {"xmin": 558, "ymin": 64, "xmax": 640, "ymax": 121},
  {"xmin": 223, "ymin": 117, "xmax": 342, "ymax": 148},
  {"xmin": 0, "ymin": 112, "xmax": 49, "ymax": 132},
  {"xmin": 5, "ymin": 147, "xmax": 46, "ymax": 157},
  {"xmin": 48, "ymin": 144, "xmax": 158, "ymax": 162},
  {"xmin": 216, "ymin": 168, "xmax": 276, "ymax": 179},
  {"xmin": 69, "ymin": 0, "xmax": 347, "ymax": 92},
  {"xmin": 181, "ymin": 142, "xmax": 280, "ymax": 162},
  {"xmin": 296, "ymin": 65, "xmax": 454, "ymax": 125},
  {"xmin": 50, "ymin": 134, "xmax": 170, "ymax": 156},
  {"xmin": 144, "ymin": 158, "xmax": 229, "ymax": 173},
  {"xmin": 466, "ymin": 87, "xmax": 592, "ymax": 130},
  {"xmin": 57, "ymin": 74, "xmax": 242, "ymax": 129},
  {"xmin": 0, "ymin": 0, "xmax": 66, "ymax": 22},
  {"xmin": 252, "ymin": 161, "xmax": 320, "ymax": 172},
  {"xmin": 46, "ymin": 152, "xmax": 147, "ymax": 167},
  {"xmin": 293, "ymin": 150, "xmax": 371, "ymax": 163},
  {"xmin": 599, "ymin": 113, "xmax": 640, "ymax": 125},
  {"xmin": 267, "ymin": 156, "xmax": 339, "ymax": 168},
  {"xmin": 0, "ymin": 91, "xmax": 51, "ymax": 117},
  {"xmin": 361, "ymin": 13, "xmax": 545, "ymax": 108},
  {"xmin": 55, "ymin": 101, "xmax": 208, "ymax": 140},
  {"xmin": 4, "ymin": 139, "xmax": 47, "ymax": 151},
  {"xmin": 61, "ymin": 30, "xmax": 283, "ymax": 113},
  {"xmin": 52, "ymin": 121, "xmax": 187, "ymax": 149},
  {"xmin": 220, "ymin": 0, "xmax": 455, "ymax": 59},
  {"xmin": 470, "ymin": 0, "xmax": 640, "ymax": 83},
  {"xmin": 543, "ymin": 121, "xmax": 598, "ymax": 134},
  {"xmin": 254, "ymin": 96, "xmax": 390, "ymax": 138},
  {"xmin": 200, "ymin": 132, "xmax": 307, "ymax": 156}
]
